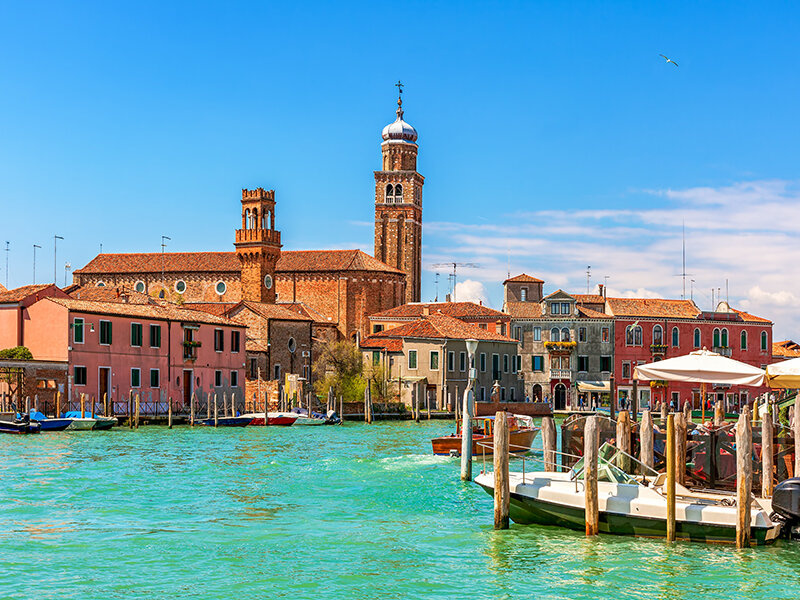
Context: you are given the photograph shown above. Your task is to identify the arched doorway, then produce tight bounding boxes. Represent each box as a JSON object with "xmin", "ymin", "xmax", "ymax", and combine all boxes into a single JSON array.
[
  {"xmin": 554, "ymin": 383, "xmax": 567, "ymax": 411},
  {"xmin": 532, "ymin": 384, "xmax": 542, "ymax": 402}
]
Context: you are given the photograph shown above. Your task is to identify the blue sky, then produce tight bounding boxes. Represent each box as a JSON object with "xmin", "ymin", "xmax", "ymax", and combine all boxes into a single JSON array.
[{"xmin": 2, "ymin": 2, "xmax": 799, "ymax": 337}]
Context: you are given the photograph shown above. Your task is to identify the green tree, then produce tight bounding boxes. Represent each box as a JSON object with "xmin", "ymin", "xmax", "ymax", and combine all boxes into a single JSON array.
[
  {"xmin": 0, "ymin": 346, "xmax": 33, "ymax": 397},
  {"xmin": 0, "ymin": 346, "xmax": 33, "ymax": 360},
  {"xmin": 366, "ymin": 361, "xmax": 396, "ymax": 403},
  {"xmin": 313, "ymin": 340, "xmax": 366, "ymax": 402}
]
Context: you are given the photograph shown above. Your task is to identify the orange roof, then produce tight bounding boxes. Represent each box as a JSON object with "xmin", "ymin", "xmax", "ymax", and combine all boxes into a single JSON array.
[
  {"xmin": 0, "ymin": 283, "xmax": 6, "ymax": 292},
  {"xmin": 229, "ymin": 300, "xmax": 312, "ymax": 322},
  {"xmin": 504, "ymin": 273, "xmax": 544, "ymax": 284},
  {"xmin": 773, "ymin": 340, "xmax": 800, "ymax": 358},
  {"xmin": 68, "ymin": 285, "xmax": 156, "ymax": 305},
  {"xmin": 577, "ymin": 306, "xmax": 611, "ymax": 319},
  {"xmin": 504, "ymin": 301, "xmax": 544, "ymax": 319},
  {"xmin": 279, "ymin": 302, "xmax": 334, "ymax": 324},
  {"xmin": 74, "ymin": 249, "xmax": 403, "ymax": 276},
  {"xmin": 44, "ymin": 297, "xmax": 243, "ymax": 327},
  {"xmin": 731, "ymin": 309, "xmax": 771, "ymax": 324},
  {"xmin": 605, "ymin": 297, "xmax": 701, "ymax": 319},
  {"xmin": 574, "ymin": 294, "xmax": 605, "ymax": 304},
  {"xmin": 363, "ymin": 313, "xmax": 516, "ymax": 344},
  {"xmin": 183, "ymin": 302, "xmax": 238, "ymax": 317},
  {"xmin": 0, "ymin": 284, "xmax": 60, "ymax": 304},
  {"xmin": 370, "ymin": 301, "xmax": 507, "ymax": 321},
  {"xmin": 360, "ymin": 337, "xmax": 403, "ymax": 352}
]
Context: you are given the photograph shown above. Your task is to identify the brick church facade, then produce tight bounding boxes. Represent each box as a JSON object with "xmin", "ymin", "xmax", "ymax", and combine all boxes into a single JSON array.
[{"xmin": 71, "ymin": 90, "xmax": 425, "ymax": 351}]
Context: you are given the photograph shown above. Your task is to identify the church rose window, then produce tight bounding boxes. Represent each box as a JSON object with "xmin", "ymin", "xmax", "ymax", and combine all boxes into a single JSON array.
[
  {"xmin": 175, "ymin": 280, "xmax": 187, "ymax": 294},
  {"xmin": 215, "ymin": 281, "xmax": 226, "ymax": 295},
  {"xmin": 134, "ymin": 281, "xmax": 145, "ymax": 293},
  {"xmin": 264, "ymin": 275, "xmax": 273, "ymax": 289}
]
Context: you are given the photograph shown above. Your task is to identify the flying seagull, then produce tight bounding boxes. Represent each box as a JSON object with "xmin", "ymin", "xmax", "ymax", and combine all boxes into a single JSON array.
[{"xmin": 659, "ymin": 54, "xmax": 679, "ymax": 67}]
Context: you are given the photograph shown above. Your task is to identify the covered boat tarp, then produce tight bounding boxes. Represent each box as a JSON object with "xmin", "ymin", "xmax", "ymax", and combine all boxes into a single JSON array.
[
  {"xmin": 766, "ymin": 356, "xmax": 800, "ymax": 389},
  {"xmin": 634, "ymin": 348, "xmax": 765, "ymax": 386},
  {"xmin": 576, "ymin": 380, "xmax": 610, "ymax": 393}
]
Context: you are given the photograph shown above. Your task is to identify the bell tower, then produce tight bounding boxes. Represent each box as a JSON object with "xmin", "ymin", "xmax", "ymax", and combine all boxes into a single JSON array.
[
  {"xmin": 235, "ymin": 188, "xmax": 282, "ymax": 303},
  {"xmin": 374, "ymin": 82, "xmax": 424, "ymax": 303}
]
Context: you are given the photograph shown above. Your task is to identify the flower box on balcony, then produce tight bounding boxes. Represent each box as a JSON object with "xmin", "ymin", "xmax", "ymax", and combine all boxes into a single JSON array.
[{"xmin": 544, "ymin": 341, "xmax": 577, "ymax": 350}]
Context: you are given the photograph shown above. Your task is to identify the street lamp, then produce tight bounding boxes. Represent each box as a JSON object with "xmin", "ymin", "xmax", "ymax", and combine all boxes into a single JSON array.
[{"xmin": 460, "ymin": 338, "xmax": 479, "ymax": 481}]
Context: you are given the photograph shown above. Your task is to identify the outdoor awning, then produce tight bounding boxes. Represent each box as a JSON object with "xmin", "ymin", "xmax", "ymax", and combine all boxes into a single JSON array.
[
  {"xmin": 576, "ymin": 380, "xmax": 610, "ymax": 393},
  {"xmin": 766, "ymin": 356, "xmax": 800, "ymax": 389},
  {"xmin": 634, "ymin": 349, "xmax": 765, "ymax": 387}
]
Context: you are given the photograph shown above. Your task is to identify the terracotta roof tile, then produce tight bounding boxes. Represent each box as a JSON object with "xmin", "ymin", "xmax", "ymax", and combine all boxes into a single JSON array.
[
  {"xmin": 183, "ymin": 302, "xmax": 238, "ymax": 317},
  {"xmin": 370, "ymin": 301, "xmax": 507, "ymax": 321},
  {"xmin": 364, "ymin": 313, "xmax": 516, "ymax": 344},
  {"xmin": 577, "ymin": 306, "xmax": 612, "ymax": 319},
  {"xmin": 504, "ymin": 301, "xmax": 544, "ymax": 318},
  {"xmin": 0, "ymin": 284, "xmax": 59, "ymax": 303},
  {"xmin": 68, "ymin": 285, "xmax": 157, "ymax": 305},
  {"xmin": 44, "ymin": 297, "xmax": 243, "ymax": 327},
  {"xmin": 573, "ymin": 294, "xmax": 606, "ymax": 304},
  {"xmin": 230, "ymin": 301, "xmax": 312, "ymax": 322},
  {"xmin": 504, "ymin": 273, "xmax": 544, "ymax": 284},
  {"xmin": 773, "ymin": 340, "xmax": 800, "ymax": 358},
  {"xmin": 74, "ymin": 250, "xmax": 403, "ymax": 276},
  {"xmin": 360, "ymin": 337, "xmax": 403, "ymax": 352},
  {"xmin": 542, "ymin": 289, "xmax": 574, "ymax": 301},
  {"xmin": 731, "ymin": 309, "xmax": 771, "ymax": 324},
  {"xmin": 0, "ymin": 283, "xmax": 6, "ymax": 292},
  {"xmin": 605, "ymin": 297, "xmax": 701, "ymax": 319},
  {"xmin": 278, "ymin": 302, "xmax": 333, "ymax": 324}
]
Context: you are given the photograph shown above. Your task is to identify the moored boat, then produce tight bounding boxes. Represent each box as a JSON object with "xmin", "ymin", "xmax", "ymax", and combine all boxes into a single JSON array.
[
  {"xmin": 199, "ymin": 416, "xmax": 253, "ymax": 427},
  {"xmin": 432, "ymin": 414, "xmax": 537, "ymax": 456},
  {"xmin": 28, "ymin": 411, "xmax": 72, "ymax": 432},
  {"xmin": 241, "ymin": 412, "xmax": 298, "ymax": 426},
  {"xmin": 474, "ymin": 442, "xmax": 782, "ymax": 545},
  {"xmin": 64, "ymin": 411, "xmax": 117, "ymax": 430},
  {"xmin": 0, "ymin": 413, "xmax": 41, "ymax": 434}
]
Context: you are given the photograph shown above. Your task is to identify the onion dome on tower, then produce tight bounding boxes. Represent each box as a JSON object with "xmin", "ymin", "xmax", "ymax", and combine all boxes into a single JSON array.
[{"xmin": 381, "ymin": 89, "xmax": 418, "ymax": 143}]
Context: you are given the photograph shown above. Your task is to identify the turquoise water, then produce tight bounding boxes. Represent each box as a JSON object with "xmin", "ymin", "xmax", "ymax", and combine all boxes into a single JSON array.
[{"xmin": 2, "ymin": 421, "xmax": 800, "ymax": 600}]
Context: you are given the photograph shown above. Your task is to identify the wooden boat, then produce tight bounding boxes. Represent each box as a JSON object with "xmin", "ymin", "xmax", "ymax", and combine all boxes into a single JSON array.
[
  {"xmin": 64, "ymin": 411, "xmax": 117, "ymax": 430},
  {"xmin": 275, "ymin": 409, "xmax": 326, "ymax": 426},
  {"xmin": 474, "ymin": 442, "xmax": 782, "ymax": 545},
  {"xmin": 431, "ymin": 414, "xmax": 537, "ymax": 456},
  {"xmin": 0, "ymin": 415, "xmax": 41, "ymax": 434},
  {"xmin": 199, "ymin": 416, "xmax": 252, "ymax": 427},
  {"xmin": 241, "ymin": 412, "xmax": 298, "ymax": 426}
]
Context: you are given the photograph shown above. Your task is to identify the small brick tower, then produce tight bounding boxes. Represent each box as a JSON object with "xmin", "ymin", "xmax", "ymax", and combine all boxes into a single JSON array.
[
  {"xmin": 374, "ymin": 82, "xmax": 424, "ymax": 303},
  {"xmin": 235, "ymin": 188, "xmax": 282, "ymax": 303}
]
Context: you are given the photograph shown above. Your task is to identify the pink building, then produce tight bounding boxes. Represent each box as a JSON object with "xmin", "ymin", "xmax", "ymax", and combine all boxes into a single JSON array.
[
  {"xmin": 2, "ymin": 288, "xmax": 245, "ymax": 411},
  {"xmin": 608, "ymin": 298, "xmax": 772, "ymax": 410}
]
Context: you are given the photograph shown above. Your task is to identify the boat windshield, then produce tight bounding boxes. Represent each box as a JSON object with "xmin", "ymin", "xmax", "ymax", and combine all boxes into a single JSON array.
[{"xmin": 570, "ymin": 442, "xmax": 659, "ymax": 485}]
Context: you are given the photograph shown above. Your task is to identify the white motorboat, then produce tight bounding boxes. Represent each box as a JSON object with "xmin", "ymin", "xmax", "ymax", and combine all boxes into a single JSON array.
[
  {"xmin": 275, "ymin": 408, "xmax": 326, "ymax": 426},
  {"xmin": 65, "ymin": 417, "xmax": 97, "ymax": 431},
  {"xmin": 474, "ymin": 442, "xmax": 782, "ymax": 545}
]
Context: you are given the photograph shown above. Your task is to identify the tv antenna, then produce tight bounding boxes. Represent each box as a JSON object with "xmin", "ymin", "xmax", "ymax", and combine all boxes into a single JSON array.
[{"xmin": 430, "ymin": 262, "xmax": 479, "ymax": 302}]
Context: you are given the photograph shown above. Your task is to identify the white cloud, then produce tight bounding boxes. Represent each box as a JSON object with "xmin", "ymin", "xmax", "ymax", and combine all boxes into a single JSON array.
[
  {"xmin": 423, "ymin": 179, "xmax": 800, "ymax": 340},
  {"xmin": 453, "ymin": 279, "xmax": 489, "ymax": 306}
]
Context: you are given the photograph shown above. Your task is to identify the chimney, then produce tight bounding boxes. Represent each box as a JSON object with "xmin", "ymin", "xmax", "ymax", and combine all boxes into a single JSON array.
[
  {"xmin": 598, "ymin": 283, "xmax": 604, "ymax": 297},
  {"xmin": 422, "ymin": 306, "xmax": 430, "ymax": 316}
]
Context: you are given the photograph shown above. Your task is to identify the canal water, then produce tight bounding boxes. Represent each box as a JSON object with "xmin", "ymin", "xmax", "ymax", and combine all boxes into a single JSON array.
[{"xmin": 1, "ymin": 421, "xmax": 799, "ymax": 600}]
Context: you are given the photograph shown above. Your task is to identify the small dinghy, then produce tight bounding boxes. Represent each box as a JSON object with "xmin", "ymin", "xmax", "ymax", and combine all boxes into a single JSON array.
[
  {"xmin": 241, "ymin": 412, "xmax": 298, "ymax": 426},
  {"xmin": 432, "ymin": 414, "xmax": 537, "ymax": 456},
  {"xmin": 28, "ymin": 410, "xmax": 72, "ymax": 432},
  {"xmin": 64, "ymin": 411, "xmax": 118, "ymax": 430},
  {"xmin": 62, "ymin": 413, "xmax": 97, "ymax": 431},
  {"xmin": 284, "ymin": 407, "xmax": 326, "ymax": 426},
  {"xmin": 0, "ymin": 413, "xmax": 41, "ymax": 434}
]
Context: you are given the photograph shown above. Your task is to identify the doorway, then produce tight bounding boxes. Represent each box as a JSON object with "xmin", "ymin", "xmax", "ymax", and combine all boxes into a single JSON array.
[
  {"xmin": 183, "ymin": 369, "xmax": 193, "ymax": 407},
  {"xmin": 98, "ymin": 367, "xmax": 111, "ymax": 408},
  {"xmin": 554, "ymin": 383, "xmax": 567, "ymax": 411}
]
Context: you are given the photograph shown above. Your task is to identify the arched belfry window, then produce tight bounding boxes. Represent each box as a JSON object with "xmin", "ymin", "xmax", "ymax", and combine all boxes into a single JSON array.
[
  {"xmin": 252, "ymin": 208, "xmax": 258, "ymax": 229},
  {"xmin": 244, "ymin": 208, "xmax": 251, "ymax": 229},
  {"xmin": 394, "ymin": 184, "xmax": 403, "ymax": 202},
  {"xmin": 385, "ymin": 184, "xmax": 393, "ymax": 202}
]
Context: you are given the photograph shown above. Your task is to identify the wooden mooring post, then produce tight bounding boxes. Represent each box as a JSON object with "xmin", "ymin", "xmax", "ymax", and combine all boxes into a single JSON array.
[
  {"xmin": 33, "ymin": 394, "xmax": 38, "ymax": 413},
  {"xmin": 55, "ymin": 391, "xmax": 61, "ymax": 418},
  {"xmin": 683, "ymin": 399, "xmax": 692, "ymax": 427},
  {"xmin": 675, "ymin": 412, "xmax": 687, "ymax": 486},
  {"xmin": 339, "ymin": 395, "xmax": 343, "ymax": 421},
  {"xmin": 660, "ymin": 400, "xmax": 667, "ymax": 426},
  {"xmin": 736, "ymin": 408, "xmax": 753, "ymax": 548},
  {"xmin": 135, "ymin": 394, "xmax": 140, "ymax": 428},
  {"xmin": 213, "ymin": 394, "xmax": 218, "ymax": 428},
  {"xmin": 168, "ymin": 397, "xmax": 173, "ymax": 429},
  {"xmin": 794, "ymin": 394, "xmax": 800, "ymax": 477},
  {"xmin": 714, "ymin": 401, "xmax": 724, "ymax": 427},
  {"xmin": 762, "ymin": 412, "xmax": 774, "ymax": 498},
  {"xmin": 460, "ymin": 387, "xmax": 473, "ymax": 481},
  {"xmin": 493, "ymin": 411, "xmax": 510, "ymax": 530},
  {"xmin": 79, "ymin": 394, "xmax": 84, "ymax": 418},
  {"xmin": 542, "ymin": 415, "xmax": 556, "ymax": 472},
  {"xmin": 616, "ymin": 410, "xmax": 631, "ymax": 473},
  {"xmin": 640, "ymin": 409, "xmax": 654, "ymax": 470},
  {"xmin": 631, "ymin": 380, "xmax": 638, "ymax": 422},
  {"xmin": 190, "ymin": 392, "xmax": 195, "ymax": 427},
  {"xmin": 584, "ymin": 415, "xmax": 599, "ymax": 536},
  {"xmin": 609, "ymin": 373, "xmax": 616, "ymax": 421},
  {"xmin": 223, "ymin": 393, "xmax": 228, "ymax": 419},
  {"xmin": 128, "ymin": 391, "xmax": 133, "ymax": 429},
  {"xmin": 103, "ymin": 393, "xmax": 108, "ymax": 416},
  {"xmin": 666, "ymin": 413, "xmax": 676, "ymax": 542},
  {"xmin": 414, "ymin": 385, "xmax": 420, "ymax": 423}
]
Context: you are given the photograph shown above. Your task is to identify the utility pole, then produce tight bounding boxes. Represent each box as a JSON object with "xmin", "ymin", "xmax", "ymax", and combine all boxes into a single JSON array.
[
  {"xmin": 54, "ymin": 235, "xmax": 63, "ymax": 284},
  {"xmin": 33, "ymin": 244, "xmax": 41, "ymax": 284},
  {"xmin": 161, "ymin": 235, "xmax": 171, "ymax": 294}
]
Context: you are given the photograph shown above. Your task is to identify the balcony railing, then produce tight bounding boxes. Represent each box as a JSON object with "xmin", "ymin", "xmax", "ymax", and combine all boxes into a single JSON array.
[
  {"xmin": 713, "ymin": 346, "xmax": 733, "ymax": 357},
  {"xmin": 650, "ymin": 344, "xmax": 667, "ymax": 354},
  {"xmin": 551, "ymin": 369, "xmax": 572, "ymax": 380}
]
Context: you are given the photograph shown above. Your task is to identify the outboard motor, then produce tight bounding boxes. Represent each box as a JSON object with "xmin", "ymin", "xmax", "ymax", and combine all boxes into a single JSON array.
[{"xmin": 772, "ymin": 478, "xmax": 800, "ymax": 539}]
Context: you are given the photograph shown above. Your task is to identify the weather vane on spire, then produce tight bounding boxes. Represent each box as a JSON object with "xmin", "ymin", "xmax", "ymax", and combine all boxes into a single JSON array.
[{"xmin": 395, "ymin": 80, "xmax": 404, "ymax": 117}]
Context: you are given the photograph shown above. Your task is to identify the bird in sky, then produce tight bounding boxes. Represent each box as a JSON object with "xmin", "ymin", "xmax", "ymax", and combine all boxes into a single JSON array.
[{"xmin": 659, "ymin": 54, "xmax": 679, "ymax": 67}]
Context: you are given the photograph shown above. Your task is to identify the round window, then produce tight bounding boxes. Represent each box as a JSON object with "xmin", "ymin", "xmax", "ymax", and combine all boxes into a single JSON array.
[
  {"xmin": 264, "ymin": 274, "xmax": 273, "ymax": 289},
  {"xmin": 96, "ymin": 281, "xmax": 106, "ymax": 287},
  {"xmin": 134, "ymin": 281, "xmax": 145, "ymax": 293},
  {"xmin": 215, "ymin": 281, "xmax": 227, "ymax": 295},
  {"xmin": 288, "ymin": 337, "xmax": 296, "ymax": 353},
  {"xmin": 175, "ymin": 280, "xmax": 187, "ymax": 294}
]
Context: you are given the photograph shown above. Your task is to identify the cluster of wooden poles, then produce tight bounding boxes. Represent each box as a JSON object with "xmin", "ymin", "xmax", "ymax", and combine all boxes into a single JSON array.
[{"xmin": 491, "ymin": 395, "xmax": 799, "ymax": 549}]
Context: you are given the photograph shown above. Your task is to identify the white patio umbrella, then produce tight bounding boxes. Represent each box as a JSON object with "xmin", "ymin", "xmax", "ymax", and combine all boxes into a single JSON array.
[
  {"xmin": 634, "ymin": 348, "xmax": 766, "ymax": 387},
  {"xmin": 766, "ymin": 356, "xmax": 800, "ymax": 389}
]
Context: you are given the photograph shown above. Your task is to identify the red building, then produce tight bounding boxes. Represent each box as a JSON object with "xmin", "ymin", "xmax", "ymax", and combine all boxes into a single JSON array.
[{"xmin": 608, "ymin": 298, "xmax": 772, "ymax": 410}]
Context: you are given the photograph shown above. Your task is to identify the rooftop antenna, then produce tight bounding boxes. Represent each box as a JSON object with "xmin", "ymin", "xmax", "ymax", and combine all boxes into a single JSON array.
[
  {"xmin": 674, "ymin": 222, "xmax": 694, "ymax": 299},
  {"xmin": 64, "ymin": 262, "xmax": 71, "ymax": 287},
  {"xmin": 33, "ymin": 244, "xmax": 41, "ymax": 284},
  {"xmin": 100, "ymin": 243, "xmax": 103, "ymax": 254},
  {"xmin": 434, "ymin": 272, "xmax": 440, "ymax": 302},
  {"xmin": 430, "ymin": 262, "xmax": 480, "ymax": 302},
  {"xmin": 53, "ymin": 235, "xmax": 63, "ymax": 285},
  {"xmin": 586, "ymin": 266, "xmax": 591, "ymax": 294},
  {"xmin": 690, "ymin": 279, "xmax": 695, "ymax": 302}
]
